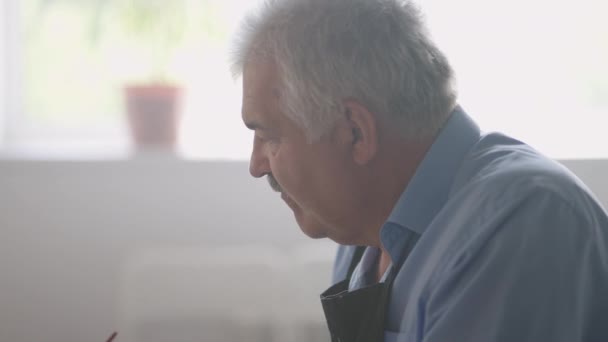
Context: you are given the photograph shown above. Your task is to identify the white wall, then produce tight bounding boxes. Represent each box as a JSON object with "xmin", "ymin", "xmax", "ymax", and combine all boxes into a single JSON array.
[
  {"xmin": 0, "ymin": 159, "xmax": 334, "ymax": 342},
  {"xmin": 0, "ymin": 158, "xmax": 606, "ymax": 342}
]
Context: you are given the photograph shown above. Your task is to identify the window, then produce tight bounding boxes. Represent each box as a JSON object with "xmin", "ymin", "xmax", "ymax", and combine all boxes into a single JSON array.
[
  {"xmin": 3, "ymin": 0, "xmax": 252, "ymax": 159},
  {"xmin": 2, "ymin": 0, "xmax": 607, "ymax": 159},
  {"xmin": 424, "ymin": 0, "xmax": 608, "ymax": 159}
]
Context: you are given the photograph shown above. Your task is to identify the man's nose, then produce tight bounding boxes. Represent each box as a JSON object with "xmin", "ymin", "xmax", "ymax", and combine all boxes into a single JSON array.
[{"xmin": 249, "ymin": 145, "xmax": 269, "ymax": 178}]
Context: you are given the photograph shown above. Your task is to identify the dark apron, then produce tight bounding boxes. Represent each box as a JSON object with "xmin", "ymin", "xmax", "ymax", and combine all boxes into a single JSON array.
[{"xmin": 320, "ymin": 243, "xmax": 412, "ymax": 342}]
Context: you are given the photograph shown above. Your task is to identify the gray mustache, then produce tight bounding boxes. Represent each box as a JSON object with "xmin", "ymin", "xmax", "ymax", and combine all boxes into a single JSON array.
[{"xmin": 267, "ymin": 175, "xmax": 282, "ymax": 193}]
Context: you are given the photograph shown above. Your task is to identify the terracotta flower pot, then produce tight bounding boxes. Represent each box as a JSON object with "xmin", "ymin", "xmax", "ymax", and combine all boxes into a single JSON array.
[{"xmin": 124, "ymin": 84, "xmax": 182, "ymax": 150}]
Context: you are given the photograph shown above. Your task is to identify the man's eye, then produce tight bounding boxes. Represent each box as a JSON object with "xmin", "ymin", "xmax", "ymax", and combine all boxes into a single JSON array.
[
  {"xmin": 256, "ymin": 133, "xmax": 278, "ymax": 144},
  {"xmin": 255, "ymin": 134, "xmax": 268, "ymax": 143}
]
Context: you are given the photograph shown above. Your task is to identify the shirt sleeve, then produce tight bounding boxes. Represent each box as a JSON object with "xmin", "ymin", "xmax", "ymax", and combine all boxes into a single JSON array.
[{"xmin": 421, "ymin": 192, "xmax": 608, "ymax": 342}]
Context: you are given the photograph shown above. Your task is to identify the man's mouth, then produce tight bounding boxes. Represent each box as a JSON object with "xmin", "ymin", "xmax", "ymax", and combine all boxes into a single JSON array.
[
  {"xmin": 281, "ymin": 192, "xmax": 290, "ymax": 202},
  {"xmin": 267, "ymin": 175, "xmax": 282, "ymax": 193},
  {"xmin": 281, "ymin": 192, "xmax": 296, "ymax": 207}
]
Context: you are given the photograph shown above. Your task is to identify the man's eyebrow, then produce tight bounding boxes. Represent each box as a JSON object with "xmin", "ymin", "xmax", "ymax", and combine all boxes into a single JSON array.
[{"xmin": 243, "ymin": 119, "xmax": 266, "ymax": 131}]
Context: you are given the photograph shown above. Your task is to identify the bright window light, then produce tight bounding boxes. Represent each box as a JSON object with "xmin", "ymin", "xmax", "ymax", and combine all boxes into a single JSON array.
[{"xmin": 2, "ymin": 0, "xmax": 607, "ymax": 159}]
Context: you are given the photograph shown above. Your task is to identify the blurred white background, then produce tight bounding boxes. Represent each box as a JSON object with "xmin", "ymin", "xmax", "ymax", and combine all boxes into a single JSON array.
[
  {"xmin": 0, "ymin": 1, "xmax": 607, "ymax": 342},
  {"xmin": 0, "ymin": 0, "xmax": 606, "ymax": 159}
]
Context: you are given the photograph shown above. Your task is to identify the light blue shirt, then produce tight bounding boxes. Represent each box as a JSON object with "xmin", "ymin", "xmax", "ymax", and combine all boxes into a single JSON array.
[
  {"xmin": 348, "ymin": 247, "xmax": 392, "ymax": 290},
  {"xmin": 332, "ymin": 107, "xmax": 608, "ymax": 342}
]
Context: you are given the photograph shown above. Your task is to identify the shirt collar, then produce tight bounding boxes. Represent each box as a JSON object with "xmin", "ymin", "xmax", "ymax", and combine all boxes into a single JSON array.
[
  {"xmin": 385, "ymin": 106, "xmax": 481, "ymax": 235},
  {"xmin": 348, "ymin": 247, "xmax": 393, "ymax": 290}
]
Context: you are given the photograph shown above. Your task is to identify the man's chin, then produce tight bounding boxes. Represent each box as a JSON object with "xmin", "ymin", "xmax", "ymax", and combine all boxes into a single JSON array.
[
  {"xmin": 295, "ymin": 215, "xmax": 329, "ymax": 239},
  {"xmin": 299, "ymin": 226, "xmax": 329, "ymax": 239},
  {"xmin": 281, "ymin": 195, "xmax": 331, "ymax": 239},
  {"xmin": 298, "ymin": 226, "xmax": 353, "ymax": 245},
  {"xmin": 291, "ymin": 207, "xmax": 356, "ymax": 245},
  {"xmin": 291, "ymin": 209, "xmax": 330, "ymax": 239}
]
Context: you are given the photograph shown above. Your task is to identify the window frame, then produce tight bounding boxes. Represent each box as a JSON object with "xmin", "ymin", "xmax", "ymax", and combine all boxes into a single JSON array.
[{"xmin": 1, "ymin": 0, "xmax": 25, "ymax": 149}]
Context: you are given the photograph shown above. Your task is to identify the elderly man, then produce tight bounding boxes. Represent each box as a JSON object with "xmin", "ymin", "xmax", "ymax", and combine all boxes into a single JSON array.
[{"xmin": 231, "ymin": 0, "xmax": 608, "ymax": 341}]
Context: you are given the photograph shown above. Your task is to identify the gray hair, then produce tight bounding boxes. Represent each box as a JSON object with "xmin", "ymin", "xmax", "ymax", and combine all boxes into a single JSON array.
[{"xmin": 231, "ymin": 0, "xmax": 456, "ymax": 142}]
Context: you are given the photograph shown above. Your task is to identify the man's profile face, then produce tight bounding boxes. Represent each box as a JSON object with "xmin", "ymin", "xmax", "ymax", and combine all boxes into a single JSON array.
[{"xmin": 241, "ymin": 60, "xmax": 356, "ymax": 241}]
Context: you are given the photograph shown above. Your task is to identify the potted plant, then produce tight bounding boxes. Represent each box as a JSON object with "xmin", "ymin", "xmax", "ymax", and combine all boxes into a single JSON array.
[
  {"xmin": 111, "ymin": 0, "xmax": 188, "ymax": 151},
  {"xmin": 68, "ymin": 0, "xmax": 188, "ymax": 150},
  {"xmin": 33, "ymin": 0, "xmax": 227, "ymax": 151}
]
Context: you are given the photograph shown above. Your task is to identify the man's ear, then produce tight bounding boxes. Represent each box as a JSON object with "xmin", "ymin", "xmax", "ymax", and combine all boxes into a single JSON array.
[{"xmin": 343, "ymin": 100, "xmax": 378, "ymax": 165}]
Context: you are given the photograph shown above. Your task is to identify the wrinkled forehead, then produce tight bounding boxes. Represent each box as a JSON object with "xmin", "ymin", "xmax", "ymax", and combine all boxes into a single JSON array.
[
  {"xmin": 241, "ymin": 60, "xmax": 283, "ymax": 124},
  {"xmin": 242, "ymin": 59, "xmax": 281, "ymax": 98}
]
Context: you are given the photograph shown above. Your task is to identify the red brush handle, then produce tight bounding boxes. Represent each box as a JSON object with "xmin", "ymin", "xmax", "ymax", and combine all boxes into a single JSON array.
[{"xmin": 106, "ymin": 332, "xmax": 118, "ymax": 342}]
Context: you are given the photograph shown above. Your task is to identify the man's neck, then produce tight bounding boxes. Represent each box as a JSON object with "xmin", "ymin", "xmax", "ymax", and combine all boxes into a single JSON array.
[{"xmin": 370, "ymin": 136, "xmax": 433, "ymax": 242}]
